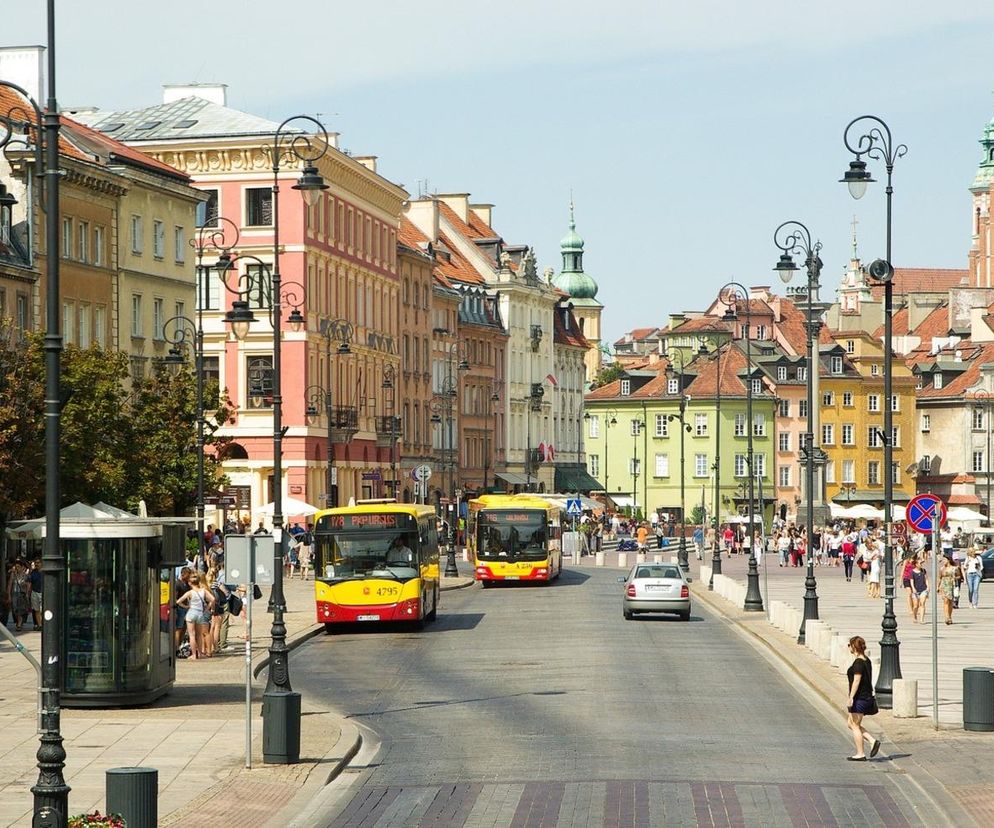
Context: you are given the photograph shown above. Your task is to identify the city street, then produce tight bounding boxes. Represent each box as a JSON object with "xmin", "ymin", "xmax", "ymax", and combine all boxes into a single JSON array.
[{"xmin": 291, "ymin": 568, "xmax": 941, "ymax": 827}]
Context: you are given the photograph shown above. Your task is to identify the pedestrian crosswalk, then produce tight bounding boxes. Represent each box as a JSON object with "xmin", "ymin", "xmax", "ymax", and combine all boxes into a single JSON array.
[{"xmin": 327, "ymin": 777, "xmax": 915, "ymax": 827}]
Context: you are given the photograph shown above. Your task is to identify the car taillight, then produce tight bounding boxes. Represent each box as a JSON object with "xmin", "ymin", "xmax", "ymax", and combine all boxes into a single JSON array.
[
  {"xmin": 681, "ymin": 585, "xmax": 689, "ymax": 598},
  {"xmin": 626, "ymin": 584, "xmax": 636, "ymax": 597}
]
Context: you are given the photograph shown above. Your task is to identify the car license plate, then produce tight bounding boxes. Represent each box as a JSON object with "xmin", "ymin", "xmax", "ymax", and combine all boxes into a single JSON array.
[
  {"xmin": 505, "ymin": 576, "xmax": 519, "ymax": 580},
  {"xmin": 646, "ymin": 584, "xmax": 667, "ymax": 592},
  {"xmin": 357, "ymin": 614, "xmax": 380, "ymax": 621}
]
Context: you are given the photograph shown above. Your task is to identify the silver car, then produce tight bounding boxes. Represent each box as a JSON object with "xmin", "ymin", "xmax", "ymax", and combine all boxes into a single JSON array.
[{"xmin": 619, "ymin": 564, "xmax": 691, "ymax": 621}]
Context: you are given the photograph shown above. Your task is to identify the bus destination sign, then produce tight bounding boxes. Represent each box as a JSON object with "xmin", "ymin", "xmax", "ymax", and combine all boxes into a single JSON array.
[
  {"xmin": 320, "ymin": 513, "xmax": 411, "ymax": 530},
  {"xmin": 480, "ymin": 511, "xmax": 540, "ymax": 524}
]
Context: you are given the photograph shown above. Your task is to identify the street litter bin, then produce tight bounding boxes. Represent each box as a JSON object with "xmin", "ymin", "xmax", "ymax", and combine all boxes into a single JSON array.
[
  {"xmin": 106, "ymin": 767, "xmax": 157, "ymax": 828},
  {"xmin": 963, "ymin": 667, "xmax": 994, "ymax": 732}
]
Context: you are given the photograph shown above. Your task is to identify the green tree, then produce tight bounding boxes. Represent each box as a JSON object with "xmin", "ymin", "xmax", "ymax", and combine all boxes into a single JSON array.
[{"xmin": 590, "ymin": 362, "xmax": 624, "ymax": 389}]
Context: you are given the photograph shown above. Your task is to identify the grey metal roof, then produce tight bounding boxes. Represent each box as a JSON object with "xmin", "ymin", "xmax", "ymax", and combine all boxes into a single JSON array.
[{"xmin": 70, "ymin": 96, "xmax": 283, "ymax": 142}]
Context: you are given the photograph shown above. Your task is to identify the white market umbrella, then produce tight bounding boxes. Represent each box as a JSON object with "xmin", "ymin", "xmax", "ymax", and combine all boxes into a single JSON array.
[
  {"xmin": 836, "ymin": 504, "xmax": 884, "ymax": 520},
  {"xmin": 947, "ymin": 506, "xmax": 986, "ymax": 524},
  {"xmin": 253, "ymin": 496, "xmax": 320, "ymax": 517}
]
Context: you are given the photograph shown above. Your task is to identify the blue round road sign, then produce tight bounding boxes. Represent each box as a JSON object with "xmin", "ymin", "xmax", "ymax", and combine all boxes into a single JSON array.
[{"xmin": 906, "ymin": 493, "xmax": 946, "ymax": 534}]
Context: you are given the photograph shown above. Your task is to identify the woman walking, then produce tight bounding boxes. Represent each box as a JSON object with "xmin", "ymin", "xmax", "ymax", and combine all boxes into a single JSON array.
[
  {"xmin": 844, "ymin": 636, "xmax": 881, "ymax": 761},
  {"xmin": 910, "ymin": 558, "xmax": 929, "ymax": 623},
  {"xmin": 867, "ymin": 541, "xmax": 881, "ymax": 599},
  {"xmin": 939, "ymin": 556, "xmax": 957, "ymax": 625},
  {"xmin": 901, "ymin": 555, "xmax": 916, "ymax": 616},
  {"xmin": 6, "ymin": 561, "xmax": 31, "ymax": 631},
  {"xmin": 964, "ymin": 547, "xmax": 984, "ymax": 608},
  {"xmin": 175, "ymin": 572, "xmax": 215, "ymax": 659}
]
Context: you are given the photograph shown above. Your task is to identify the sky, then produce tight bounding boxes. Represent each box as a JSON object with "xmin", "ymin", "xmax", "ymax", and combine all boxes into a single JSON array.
[{"xmin": 6, "ymin": 1, "xmax": 994, "ymax": 347}]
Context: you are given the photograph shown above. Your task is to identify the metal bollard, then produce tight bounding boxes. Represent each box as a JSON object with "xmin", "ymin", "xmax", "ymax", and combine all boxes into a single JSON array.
[
  {"xmin": 106, "ymin": 767, "xmax": 157, "ymax": 828},
  {"xmin": 263, "ymin": 691, "xmax": 302, "ymax": 763},
  {"xmin": 963, "ymin": 668, "xmax": 994, "ymax": 732}
]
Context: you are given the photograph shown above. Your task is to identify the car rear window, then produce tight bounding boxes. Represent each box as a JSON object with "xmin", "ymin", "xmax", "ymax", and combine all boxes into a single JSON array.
[{"xmin": 636, "ymin": 567, "xmax": 680, "ymax": 579}]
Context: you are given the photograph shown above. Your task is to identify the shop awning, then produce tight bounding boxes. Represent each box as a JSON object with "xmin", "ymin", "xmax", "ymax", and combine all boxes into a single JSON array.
[
  {"xmin": 495, "ymin": 471, "xmax": 535, "ymax": 486},
  {"xmin": 554, "ymin": 464, "xmax": 604, "ymax": 494},
  {"xmin": 610, "ymin": 495, "xmax": 636, "ymax": 509}
]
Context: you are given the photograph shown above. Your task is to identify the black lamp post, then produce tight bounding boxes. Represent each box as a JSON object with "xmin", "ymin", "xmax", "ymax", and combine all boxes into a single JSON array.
[
  {"xmin": 665, "ymin": 351, "xmax": 694, "ymax": 572},
  {"xmin": 382, "ymin": 364, "xmax": 400, "ymax": 499},
  {"xmin": 698, "ymin": 335, "xmax": 726, "ymax": 589},
  {"xmin": 631, "ymin": 417, "xmax": 643, "ymax": 519},
  {"xmin": 720, "ymin": 282, "xmax": 763, "ymax": 612},
  {"xmin": 3, "ymin": 9, "xmax": 69, "ymax": 821},
  {"xmin": 974, "ymin": 391, "xmax": 992, "ymax": 519},
  {"xmin": 483, "ymin": 390, "xmax": 500, "ymax": 491},
  {"xmin": 304, "ymin": 318, "xmax": 353, "ymax": 508},
  {"xmin": 842, "ymin": 115, "xmax": 907, "ymax": 708},
  {"xmin": 774, "ymin": 220, "xmax": 824, "ymax": 642},
  {"xmin": 431, "ymin": 374, "xmax": 460, "ymax": 575}
]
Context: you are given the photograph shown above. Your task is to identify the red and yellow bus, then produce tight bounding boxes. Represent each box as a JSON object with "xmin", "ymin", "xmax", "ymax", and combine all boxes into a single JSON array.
[
  {"xmin": 313, "ymin": 502, "xmax": 440, "ymax": 629},
  {"xmin": 468, "ymin": 494, "xmax": 564, "ymax": 586}
]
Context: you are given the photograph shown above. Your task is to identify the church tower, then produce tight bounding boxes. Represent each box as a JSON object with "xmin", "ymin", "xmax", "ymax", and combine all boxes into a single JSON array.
[
  {"xmin": 551, "ymin": 200, "xmax": 603, "ymax": 384},
  {"xmin": 970, "ymin": 107, "xmax": 994, "ymax": 288}
]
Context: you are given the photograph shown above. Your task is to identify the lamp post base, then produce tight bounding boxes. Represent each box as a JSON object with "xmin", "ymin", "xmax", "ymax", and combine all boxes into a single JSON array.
[
  {"xmin": 444, "ymin": 543, "xmax": 459, "ymax": 578},
  {"xmin": 797, "ymin": 572, "xmax": 819, "ymax": 644},
  {"xmin": 744, "ymin": 555, "xmax": 764, "ymax": 611},
  {"xmin": 262, "ymin": 691, "xmax": 301, "ymax": 764},
  {"xmin": 677, "ymin": 537, "xmax": 689, "ymax": 572}
]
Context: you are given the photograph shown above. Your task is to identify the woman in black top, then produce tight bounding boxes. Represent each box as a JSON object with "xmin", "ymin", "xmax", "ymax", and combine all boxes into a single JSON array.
[{"xmin": 845, "ymin": 636, "xmax": 881, "ymax": 760}]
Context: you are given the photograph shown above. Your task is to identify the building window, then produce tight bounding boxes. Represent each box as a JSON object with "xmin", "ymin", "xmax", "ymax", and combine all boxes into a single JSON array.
[
  {"xmin": 825, "ymin": 460, "xmax": 836, "ymax": 484},
  {"xmin": 753, "ymin": 414, "xmax": 765, "ymax": 436},
  {"xmin": 589, "ymin": 454, "xmax": 599, "ymax": 477},
  {"xmin": 62, "ymin": 301, "xmax": 75, "ymax": 345},
  {"xmin": 753, "ymin": 453, "xmax": 765, "ymax": 478},
  {"xmin": 153, "ymin": 220, "xmax": 165, "ymax": 258},
  {"xmin": 779, "ymin": 399, "xmax": 790, "ymax": 417},
  {"xmin": 868, "ymin": 461, "xmax": 880, "ymax": 485},
  {"xmin": 868, "ymin": 394, "xmax": 880, "ymax": 412},
  {"xmin": 78, "ymin": 303, "xmax": 90, "ymax": 348},
  {"xmin": 620, "ymin": 379, "xmax": 631, "ymax": 396},
  {"xmin": 152, "ymin": 298, "xmax": 165, "ymax": 340},
  {"xmin": 94, "ymin": 226, "xmax": 104, "ymax": 267},
  {"xmin": 94, "ymin": 305, "xmax": 105, "ymax": 347},
  {"xmin": 588, "ymin": 415, "xmax": 599, "ymax": 438},
  {"xmin": 654, "ymin": 414, "xmax": 668, "ymax": 437},
  {"xmin": 842, "ymin": 459, "xmax": 855, "ymax": 484},
  {"xmin": 822, "ymin": 392, "xmax": 834, "ymax": 406},
  {"xmin": 131, "ymin": 215, "xmax": 143, "ymax": 254},
  {"xmin": 867, "ymin": 427, "xmax": 882, "ymax": 448},
  {"xmin": 78, "ymin": 221, "xmax": 89, "ymax": 263},
  {"xmin": 973, "ymin": 451, "xmax": 985, "ymax": 473},
  {"xmin": 695, "ymin": 413, "xmax": 708, "ymax": 436},
  {"xmin": 779, "ymin": 465, "xmax": 791, "ymax": 487},
  {"xmin": 174, "ymin": 226, "xmax": 185, "ymax": 263},
  {"xmin": 933, "ymin": 374, "xmax": 943, "ymax": 389},
  {"xmin": 667, "ymin": 377, "xmax": 679, "ymax": 395},
  {"xmin": 821, "ymin": 424, "xmax": 834, "ymax": 445},
  {"xmin": 920, "ymin": 455, "xmax": 931, "ymax": 474},
  {"xmin": 247, "ymin": 355, "xmax": 274, "ymax": 409},
  {"xmin": 734, "ymin": 454, "xmax": 748, "ymax": 477},
  {"xmin": 62, "ymin": 217, "xmax": 72, "ymax": 259},
  {"xmin": 629, "ymin": 458, "xmax": 641, "ymax": 476},
  {"xmin": 131, "ymin": 294, "xmax": 143, "ymax": 337},
  {"xmin": 919, "ymin": 413, "xmax": 930, "ymax": 433},
  {"xmin": 799, "ymin": 399, "xmax": 808, "ymax": 418},
  {"xmin": 630, "ymin": 419, "xmax": 642, "ymax": 436},
  {"xmin": 778, "ymin": 432, "xmax": 790, "ymax": 451},
  {"xmin": 196, "ymin": 189, "xmax": 219, "ymax": 226},
  {"xmin": 842, "ymin": 391, "xmax": 853, "ymax": 407},
  {"xmin": 891, "ymin": 426, "xmax": 900, "ymax": 448},
  {"xmin": 734, "ymin": 413, "xmax": 746, "ymax": 437},
  {"xmin": 777, "ymin": 366, "xmax": 787, "ymax": 381},
  {"xmin": 846, "ymin": 340, "xmax": 855, "ymax": 354},
  {"xmin": 245, "ymin": 187, "xmax": 273, "ymax": 226},
  {"xmin": 841, "ymin": 423, "xmax": 854, "ymax": 445},
  {"xmin": 973, "ymin": 407, "xmax": 985, "ymax": 430},
  {"xmin": 797, "ymin": 366, "xmax": 807, "ymax": 381},
  {"xmin": 831, "ymin": 356, "xmax": 843, "ymax": 374},
  {"xmin": 202, "ymin": 356, "xmax": 221, "ymax": 408},
  {"xmin": 871, "ymin": 363, "xmax": 880, "ymax": 376},
  {"xmin": 695, "ymin": 453, "xmax": 708, "ymax": 477},
  {"xmin": 892, "ymin": 462, "xmax": 900, "ymax": 484},
  {"xmin": 756, "ymin": 324, "xmax": 767, "ymax": 340},
  {"xmin": 751, "ymin": 378, "xmax": 762, "ymax": 396},
  {"xmin": 890, "ymin": 395, "xmax": 900, "ymax": 412},
  {"xmin": 655, "ymin": 454, "xmax": 669, "ymax": 477}
]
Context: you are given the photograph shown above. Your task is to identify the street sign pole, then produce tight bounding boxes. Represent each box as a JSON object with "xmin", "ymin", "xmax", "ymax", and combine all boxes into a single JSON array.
[{"xmin": 931, "ymin": 504, "xmax": 940, "ymax": 731}]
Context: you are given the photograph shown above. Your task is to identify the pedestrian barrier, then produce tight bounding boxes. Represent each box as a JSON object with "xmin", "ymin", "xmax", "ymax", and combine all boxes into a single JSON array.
[
  {"xmin": 636, "ymin": 552, "xmax": 646, "ymax": 564},
  {"xmin": 595, "ymin": 551, "xmax": 605, "ymax": 567},
  {"xmin": 893, "ymin": 679, "xmax": 919, "ymax": 718},
  {"xmin": 106, "ymin": 767, "xmax": 157, "ymax": 828},
  {"xmin": 670, "ymin": 555, "xmax": 679, "ymax": 565},
  {"xmin": 617, "ymin": 552, "xmax": 627, "ymax": 569},
  {"xmin": 804, "ymin": 620, "xmax": 827, "ymax": 653},
  {"xmin": 829, "ymin": 633, "xmax": 846, "ymax": 669},
  {"xmin": 462, "ymin": 549, "xmax": 470, "ymax": 562},
  {"xmin": 813, "ymin": 626, "xmax": 833, "ymax": 661},
  {"xmin": 652, "ymin": 553, "xmax": 663, "ymax": 564},
  {"xmin": 963, "ymin": 667, "xmax": 994, "ymax": 732},
  {"xmin": 785, "ymin": 607, "xmax": 802, "ymax": 639}
]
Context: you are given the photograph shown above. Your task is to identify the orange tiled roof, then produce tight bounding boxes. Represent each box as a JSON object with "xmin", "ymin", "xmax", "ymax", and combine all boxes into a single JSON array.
[
  {"xmin": 436, "ymin": 231, "xmax": 485, "ymax": 285},
  {"xmin": 466, "ymin": 210, "xmax": 498, "ymax": 240},
  {"xmin": 553, "ymin": 305, "xmax": 589, "ymax": 349},
  {"xmin": 60, "ymin": 116, "xmax": 191, "ymax": 182},
  {"xmin": 869, "ymin": 268, "xmax": 968, "ymax": 299},
  {"xmin": 0, "ymin": 85, "xmax": 88, "ymax": 162},
  {"xmin": 904, "ymin": 303, "xmax": 953, "ymax": 366},
  {"xmin": 772, "ymin": 296, "xmax": 809, "ymax": 354},
  {"xmin": 438, "ymin": 201, "xmax": 483, "ymax": 246},
  {"xmin": 669, "ymin": 317, "xmax": 731, "ymax": 335},
  {"xmin": 915, "ymin": 341, "xmax": 994, "ymax": 399}
]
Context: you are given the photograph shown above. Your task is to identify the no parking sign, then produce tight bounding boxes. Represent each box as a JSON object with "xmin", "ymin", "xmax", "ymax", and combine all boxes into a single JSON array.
[{"xmin": 906, "ymin": 494, "xmax": 946, "ymax": 534}]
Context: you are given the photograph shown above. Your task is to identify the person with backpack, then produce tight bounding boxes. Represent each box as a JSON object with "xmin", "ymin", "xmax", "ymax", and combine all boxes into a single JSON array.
[{"xmin": 298, "ymin": 524, "xmax": 314, "ymax": 579}]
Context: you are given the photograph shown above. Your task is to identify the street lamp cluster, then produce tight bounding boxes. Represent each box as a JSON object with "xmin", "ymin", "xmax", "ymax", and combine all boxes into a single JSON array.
[{"xmin": 664, "ymin": 351, "xmax": 694, "ymax": 573}]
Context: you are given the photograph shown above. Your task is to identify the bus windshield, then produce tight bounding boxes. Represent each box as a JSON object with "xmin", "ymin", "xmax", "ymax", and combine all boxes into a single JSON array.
[
  {"xmin": 317, "ymin": 531, "xmax": 418, "ymax": 581},
  {"xmin": 477, "ymin": 511, "xmax": 548, "ymax": 561}
]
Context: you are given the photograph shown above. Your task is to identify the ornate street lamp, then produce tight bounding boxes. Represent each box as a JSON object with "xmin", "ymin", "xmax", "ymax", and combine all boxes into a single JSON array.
[
  {"xmin": 842, "ymin": 115, "xmax": 907, "ymax": 708},
  {"xmin": 381, "ymin": 365, "xmax": 401, "ymax": 498},
  {"xmin": 719, "ymin": 282, "xmax": 763, "ymax": 612},
  {"xmin": 975, "ymin": 391, "xmax": 993, "ymax": 519},
  {"xmin": 665, "ymin": 351, "xmax": 694, "ymax": 572},
  {"xmin": 774, "ymin": 220, "xmax": 823, "ymax": 642},
  {"xmin": 484, "ymin": 390, "xmax": 500, "ymax": 491},
  {"xmin": 697, "ymin": 334, "xmax": 726, "ymax": 589},
  {"xmin": 431, "ymin": 374, "xmax": 460, "ymax": 575}
]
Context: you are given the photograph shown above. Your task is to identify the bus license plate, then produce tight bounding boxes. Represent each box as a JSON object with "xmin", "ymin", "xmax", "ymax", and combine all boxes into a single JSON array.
[
  {"xmin": 505, "ymin": 576, "xmax": 519, "ymax": 580},
  {"xmin": 357, "ymin": 614, "xmax": 381, "ymax": 621}
]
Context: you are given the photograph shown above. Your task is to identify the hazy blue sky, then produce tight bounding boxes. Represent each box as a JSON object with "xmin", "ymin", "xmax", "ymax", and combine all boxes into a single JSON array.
[{"xmin": 6, "ymin": 2, "xmax": 994, "ymax": 346}]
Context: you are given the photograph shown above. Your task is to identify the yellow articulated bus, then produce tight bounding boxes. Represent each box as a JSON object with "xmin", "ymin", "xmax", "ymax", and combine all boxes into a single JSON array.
[
  {"xmin": 313, "ymin": 502, "xmax": 440, "ymax": 629},
  {"xmin": 468, "ymin": 493, "xmax": 564, "ymax": 587}
]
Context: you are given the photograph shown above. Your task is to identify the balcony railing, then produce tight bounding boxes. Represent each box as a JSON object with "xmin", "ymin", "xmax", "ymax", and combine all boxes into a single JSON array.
[
  {"xmin": 375, "ymin": 415, "xmax": 402, "ymax": 447},
  {"xmin": 329, "ymin": 405, "xmax": 358, "ymax": 442}
]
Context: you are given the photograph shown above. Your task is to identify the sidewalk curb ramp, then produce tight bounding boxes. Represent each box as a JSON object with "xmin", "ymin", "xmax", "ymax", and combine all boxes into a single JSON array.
[{"xmin": 692, "ymin": 580, "xmax": 978, "ymax": 827}]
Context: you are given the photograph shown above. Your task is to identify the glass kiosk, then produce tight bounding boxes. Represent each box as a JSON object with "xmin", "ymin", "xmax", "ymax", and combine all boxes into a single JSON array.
[{"xmin": 62, "ymin": 520, "xmax": 187, "ymax": 707}]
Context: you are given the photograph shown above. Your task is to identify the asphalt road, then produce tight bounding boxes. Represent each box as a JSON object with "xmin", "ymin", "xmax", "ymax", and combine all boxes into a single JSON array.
[{"xmin": 292, "ymin": 567, "xmax": 944, "ymax": 827}]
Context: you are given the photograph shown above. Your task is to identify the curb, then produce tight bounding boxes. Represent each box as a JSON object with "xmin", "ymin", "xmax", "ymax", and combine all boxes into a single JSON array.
[
  {"xmin": 692, "ymin": 582, "xmax": 978, "ymax": 827},
  {"xmin": 252, "ymin": 623, "xmax": 324, "ymax": 679},
  {"xmin": 441, "ymin": 577, "xmax": 476, "ymax": 591}
]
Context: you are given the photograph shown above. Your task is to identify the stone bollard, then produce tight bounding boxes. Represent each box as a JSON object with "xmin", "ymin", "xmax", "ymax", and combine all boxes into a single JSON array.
[
  {"xmin": 830, "ymin": 633, "xmax": 846, "ymax": 668},
  {"xmin": 670, "ymin": 555, "xmax": 679, "ymax": 565},
  {"xmin": 462, "ymin": 549, "xmax": 470, "ymax": 562},
  {"xmin": 785, "ymin": 607, "xmax": 802, "ymax": 638},
  {"xmin": 814, "ymin": 627, "xmax": 833, "ymax": 661},
  {"xmin": 893, "ymin": 679, "xmax": 919, "ymax": 718},
  {"xmin": 652, "ymin": 553, "xmax": 662, "ymax": 563},
  {"xmin": 804, "ymin": 620, "xmax": 826, "ymax": 651},
  {"xmin": 700, "ymin": 565, "xmax": 712, "ymax": 585},
  {"xmin": 636, "ymin": 552, "xmax": 647, "ymax": 564},
  {"xmin": 595, "ymin": 551, "xmax": 605, "ymax": 567},
  {"xmin": 618, "ymin": 552, "xmax": 627, "ymax": 569}
]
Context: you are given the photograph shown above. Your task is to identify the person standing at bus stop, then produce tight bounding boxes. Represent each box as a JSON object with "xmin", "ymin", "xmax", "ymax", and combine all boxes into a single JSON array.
[{"xmin": 636, "ymin": 522, "xmax": 649, "ymax": 553}]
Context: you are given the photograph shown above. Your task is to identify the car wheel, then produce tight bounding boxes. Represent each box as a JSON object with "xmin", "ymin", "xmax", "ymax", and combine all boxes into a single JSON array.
[
  {"xmin": 680, "ymin": 610, "xmax": 691, "ymax": 622},
  {"xmin": 623, "ymin": 608, "xmax": 634, "ymax": 620},
  {"xmin": 480, "ymin": 579, "xmax": 492, "ymax": 589}
]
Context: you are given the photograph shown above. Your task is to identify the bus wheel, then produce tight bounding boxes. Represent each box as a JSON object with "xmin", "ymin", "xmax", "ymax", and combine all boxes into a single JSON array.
[
  {"xmin": 324, "ymin": 622, "xmax": 340, "ymax": 635},
  {"xmin": 426, "ymin": 587, "xmax": 438, "ymax": 621},
  {"xmin": 480, "ymin": 580, "xmax": 492, "ymax": 589}
]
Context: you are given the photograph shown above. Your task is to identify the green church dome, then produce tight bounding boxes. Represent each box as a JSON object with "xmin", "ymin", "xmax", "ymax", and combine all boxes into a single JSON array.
[{"xmin": 552, "ymin": 200, "xmax": 598, "ymax": 300}]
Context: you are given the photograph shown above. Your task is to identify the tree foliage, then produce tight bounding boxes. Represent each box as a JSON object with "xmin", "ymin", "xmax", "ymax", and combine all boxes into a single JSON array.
[
  {"xmin": 590, "ymin": 362, "xmax": 624, "ymax": 389},
  {"xmin": 0, "ymin": 325, "xmax": 231, "ymax": 523}
]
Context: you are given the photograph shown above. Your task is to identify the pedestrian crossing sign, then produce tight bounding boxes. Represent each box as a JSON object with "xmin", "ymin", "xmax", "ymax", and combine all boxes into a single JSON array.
[{"xmin": 566, "ymin": 498, "xmax": 583, "ymax": 516}]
